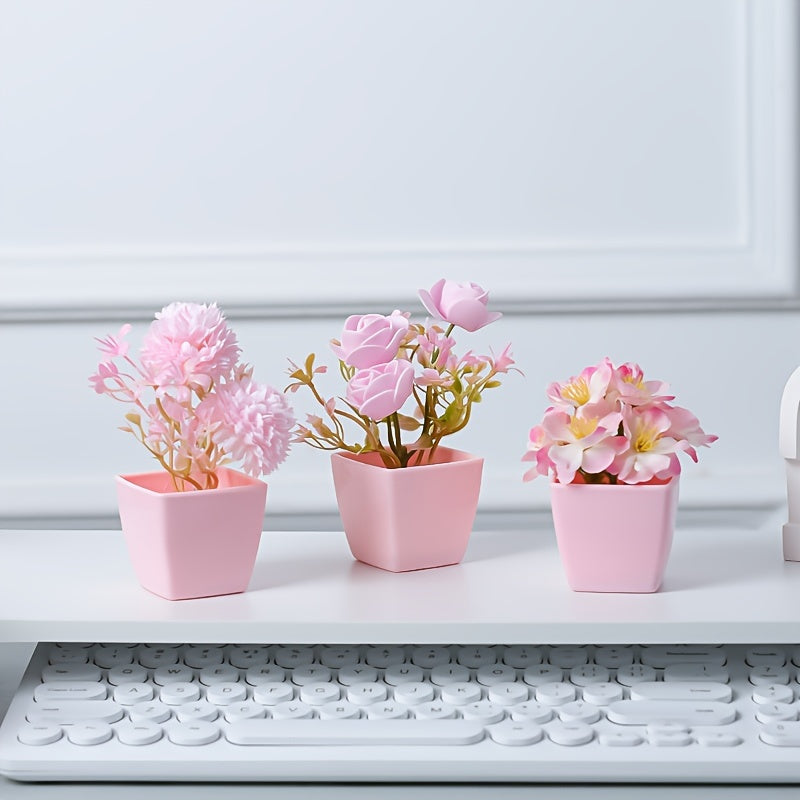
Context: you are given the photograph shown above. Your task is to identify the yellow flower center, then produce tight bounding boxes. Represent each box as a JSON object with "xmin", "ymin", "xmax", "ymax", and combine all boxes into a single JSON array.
[
  {"xmin": 561, "ymin": 378, "xmax": 590, "ymax": 406},
  {"xmin": 623, "ymin": 374, "xmax": 645, "ymax": 390},
  {"xmin": 633, "ymin": 423, "xmax": 660, "ymax": 452},
  {"xmin": 569, "ymin": 416, "xmax": 598, "ymax": 440}
]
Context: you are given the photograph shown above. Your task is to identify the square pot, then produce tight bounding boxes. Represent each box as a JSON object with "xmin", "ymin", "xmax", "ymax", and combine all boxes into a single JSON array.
[
  {"xmin": 331, "ymin": 447, "xmax": 483, "ymax": 572},
  {"xmin": 550, "ymin": 477, "xmax": 679, "ymax": 593},
  {"xmin": 116, "ymin": 467, "xmax": 267, "ymax": 600}
]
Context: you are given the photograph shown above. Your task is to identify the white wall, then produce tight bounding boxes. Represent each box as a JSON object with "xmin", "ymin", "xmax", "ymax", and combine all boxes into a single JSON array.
[{"xmin": 1, "ymin": 0, "xmax": 797, "ymax": 527}]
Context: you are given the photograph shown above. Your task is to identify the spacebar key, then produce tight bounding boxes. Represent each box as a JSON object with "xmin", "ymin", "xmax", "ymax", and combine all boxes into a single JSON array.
[{"xmin": 227, "ymin": 719, "xmax": 485, "ymax": 746}]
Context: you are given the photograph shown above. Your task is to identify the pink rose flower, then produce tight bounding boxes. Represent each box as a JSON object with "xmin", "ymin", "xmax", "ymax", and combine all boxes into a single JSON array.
[
  {"xmin": 330, "ymin": 311, "xmax": 409, "ymax": 369},
  {"xmin": 418, "ymin": 279, "xmax": 502, "ymax": 332},
  {"xmin": 346, "ymin": 360, "xmax": 415, "ymax": 420}
]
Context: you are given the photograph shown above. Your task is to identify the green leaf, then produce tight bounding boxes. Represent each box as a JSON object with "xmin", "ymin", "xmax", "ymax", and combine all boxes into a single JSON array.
[
  {"xmin": 396, "ymin": 414, "xmax": 421, "ymax": 431},
  {"xmin": 484, "ymin": 380, "xmax": 502, "ymax": 389}
]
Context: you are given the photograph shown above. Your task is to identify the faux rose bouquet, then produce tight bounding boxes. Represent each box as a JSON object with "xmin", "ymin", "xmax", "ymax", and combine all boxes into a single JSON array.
[
  {"xmin": 523, "ymin": 358, "xmax": 717, "ymax": 485},
  {"xmin": 286, "ymin": 279, "xmax": 515, "ymax": 468},
  {"xmin": 90, "ymin": 302, "xmax": 294, "ymax": 491}
]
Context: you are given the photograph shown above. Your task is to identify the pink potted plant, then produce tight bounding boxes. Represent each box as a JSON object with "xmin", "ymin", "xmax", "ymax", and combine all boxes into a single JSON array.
[
  {"xmin": 90, "ymin": 302, "xmax": 294, "ymax": 600},
  {"xmin": 287, "ymin": 279, "xmax": 516, "ymax": 572},
  {"xmin": 523, "ymin": 358, "xmax": 717, "ymax": 593}
]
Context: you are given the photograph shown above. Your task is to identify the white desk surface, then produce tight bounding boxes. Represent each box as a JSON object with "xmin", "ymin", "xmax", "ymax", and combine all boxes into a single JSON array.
[
  {"xmin": 0, "ymin": 520, "xmax": 798, "ymax": 644},
  {"xmin": 1, "ymin": 518, "xmax": 800, "ymax": 795}
]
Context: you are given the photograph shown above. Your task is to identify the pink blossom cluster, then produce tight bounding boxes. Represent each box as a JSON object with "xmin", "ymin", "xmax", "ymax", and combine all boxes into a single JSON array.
[
  {"xmin": 90, "ymin": 302, "xmax": 294, "ymax": 490},
  {"xmin": 288, "ymin": 279, "xmax": 515, "ymax": 468},
  {"xmin": 522, "ymin": 358, "xmax": 717, "ymax": 486}
]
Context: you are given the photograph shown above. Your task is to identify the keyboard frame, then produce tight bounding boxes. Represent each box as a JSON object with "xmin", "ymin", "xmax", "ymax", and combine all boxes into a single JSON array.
[{"xmin": 2, "ymin": 642, "xmax": 800, "ymax": 783}]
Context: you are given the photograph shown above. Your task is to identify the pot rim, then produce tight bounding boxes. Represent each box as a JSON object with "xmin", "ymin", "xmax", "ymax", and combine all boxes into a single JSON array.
[
  {"xmin": 116, "ymin": 466, "xmax": 266, "ymax": 497},
  {"xmin": 550, "ymin": 476, "xmax": 677, "ymax": 492},
  {"xmin": 331, "ymin": 445, "xmax": 482, "ymax": 471}
]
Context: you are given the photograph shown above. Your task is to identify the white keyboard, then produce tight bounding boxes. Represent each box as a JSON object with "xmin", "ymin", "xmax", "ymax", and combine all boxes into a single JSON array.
[{"xmin": 2, "ymin": 642, "xmax": 800, "ymax": 783}]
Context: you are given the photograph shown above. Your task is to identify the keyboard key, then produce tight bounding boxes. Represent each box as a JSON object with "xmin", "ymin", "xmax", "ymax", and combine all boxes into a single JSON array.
[
  {"xmin": 477, "ymin": 664, "xmax": 517, "ymax": 686},
  {"xmin": 253, "ymin": 684, "xmax": 294, "ymax": 705},
  {"xmin": 755, "ymin": 703, "xmax": 797, "ymax": 723},
  {"xmin": 291, "ymin": 666, "xmax": 332, "ymax": 686},
  {"xmin": 394, "ymin": 682, "xmax": 435, "ymax": 706},
  {"xmin": 569, "ymin": 664, "xmax": 610, "ymax": 686},
  {"xmin": 615, "ymin": 665, "xmax": 656, "ymax": 686},
  {"xmin": 663, "ymin": 664, "xmax": 729, "ymax": 683},
  {"xmin": 113, "ymin": 683, "xmax": 154, "ymax": 705},
  {"xmin": 760, "ymin": 721, "xmax": 800, "ymax": 746},
  {"xmin": 41, "ymin": 664, "xmax": 102, "ymax": 682},
  {"xmin": 640, "ymin": 647, "xmax": 726, "ymax": 668},
  {"xmin": 598, "ymin": 730, "xmax": 643, "ymax": 747},
  {"xmin": 92, "ymin": 646, "xmax": 133, "ymax": 669},
  {"xmin": 461, "ymin": 701, "xmax": 505, "ymax": 724},
  {"xmin": 47, "ymin": 647, "xmax": 88, "ymax": 665},
  {"xmin": 488, "ymin": 720, "xmax": 543, "ymax": 746},
  {"xmin": 548, "ymin": 647, "xmax": 588, "ymax": 668},
  {"xmin": 223, "ymin": 703, "xmax": 267, "ymax": 722},
  {"xmin": 182, "ymin": 647, "xmax": 224, "ymax": 670},
  {"xmin": 430, "ymin": 664, "xmax": 470, "ymax": 686},
  {"xmin": 137, "ymin": 647, "xmax": 178, "ymax": 669},
  {"xmin": 153, "ymin": 666, "xmax": 194, "ymax": 686},
  {"xmin": 594, "ymin": 647, "xmax": 634, "ymax": 668},
  {"xmin": 523, "ymin": 665, "xmax": 563, "ymax": 686},
  {"xmin": 33, "ymin": 682, "xmax": 107, "ymax": 702},
  {"xmin": 17, "ymin": 724, "xmax": 62, "ymax": 746},
  {"xmin": 365, "ymin": 647, "xmax": 406, "ymax": 668},
  {"xmin": 337, "ymin": 666, "xmax": 379, "ymax": 686},
  {"xmin": 271, "ymin": 702, "xmax": 314, "ymax": 720},
  {"xmin": 206, "ymin": 682, "xmax": 247, "ymax": 706},
  {"xmin": 346, "ymin": 683, "xmax": 388, "ymax": 706},
  {"xmin": 509, "ymin": 702, "xmax": 552, "ymax": 723},
  {"xmin": 440, "ymin": 682, "xmax": 482, "ymax": 706},
  {"xmin": 168, "ymin": 721, "xmax": 220, "ymax": 746},
  {"xmin": 411, "ymin": 647, "xmax": 451, "ymax": 668},
  {"xmin": 160, "ymin": 682, "xmax": 200, "ymax": 706},
  {"xmin": 457, "ymin": 646, "xmax": 498, "ymax": 668},
  {"xmin": 558, "ymin": 701, "xmax": 600, "ymax": 724},
  {"xmin": 116, "ymin": 721, "xmax": 163, "ymax": 746},
  {"xmin": 274, "ymin": 647, "xmax": 315, "ymax": 669},
  {"xmin": 227, "ymin": 646, "xmax": 271, "ymax": 669},
  {"xmin": 300, "ymin": 682, "xmax": 341, "ymax": 706},
  {"xmin": 176, "ymin": 702, "xmax": 218, "ymax": 722},
  {"xmin": 648, "ymin": 731, "xmax": 692, "ymax": 747},
  {"xmin": 502, "ymin": 646, "xmax": 543, "ymax": 668},
  {"xmin": 487, "ymin": 682, "xmax": 528, "ymax": 706},
  {"xmin": 245, "ymin": 666, "xmax": 286, "ymax": 686},
  {"xmin": 414, "ymin": 702, "xmax": 458, "ymax": 720},
  {"xmin": 108, "ymin": 665, "xmax": 148, "ymax": 686},
  {"xmin": 318, "ymin": 702, "xmax": 361, "ymax": 720},
  {"xmin": 226, "ymin": 719, "xmax": 485, "ymax": 746},
  {"xmin": 581, "ymin": 682, "xmax": 623, "ymax": 706},
  {"xmin": 752, "ymin": 684, "xmax": 794, "ymax": 705},
  {"xmin": 199, "ymin": 665, "xmax": 239, "ymax": 686},
  {"xmin": 129, "ymin": 702, "xmax": 171, "ymax": 724},
  {"xmin": 746, "ymin": 648, "xmax": 786, "ymax": 667},
  {"xmin": 607, "ymin": 700, "xmax": 735, "ymax": 726},
  {"xmin": 320, "ymin": 647, "xmax": 361, "ymax": 668},
  {"xmin": 66, "ymin": 722, "xmax": 113, "ymax": 746},
  {"xmin": 384, "ymin": 665, "xmax": 424, "ymax": 685},
  {"xmin": 26, "ymin": 701, "xmax": 124, "ymax": 725},
  {"xmin": 749, "ymin": 666, "xmax": 790, "ymax": 686},
  {"xmin": 696, "ymin": 732, "xmax": 743, "ymax": 747},
  {"xmin": 535, "ymin": 682, "xmax": 576, "ymax": 706},
  {"xmin": 365, "ymin": 704, "xmax": 409, "ymax": 720},
  {"xmin": 546, "ymin": 722, "xmax": 594, "ymax": 746},
  {"xmin": 630, "ymin": 682, "xmax": 732, "ymax": 703}
]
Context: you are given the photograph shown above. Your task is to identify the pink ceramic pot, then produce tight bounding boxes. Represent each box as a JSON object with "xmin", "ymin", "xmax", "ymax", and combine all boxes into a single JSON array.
[
  {"xmin": 550, "ymin": 477, "xmax": 679, "ymax": 593},
  {"xmin": 331, "ymin": 447, "xmax": 483, "ymax": 572},
  {"xmin": 116, "ymin": 467, "xmax": 267, "ymax": 600}
]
